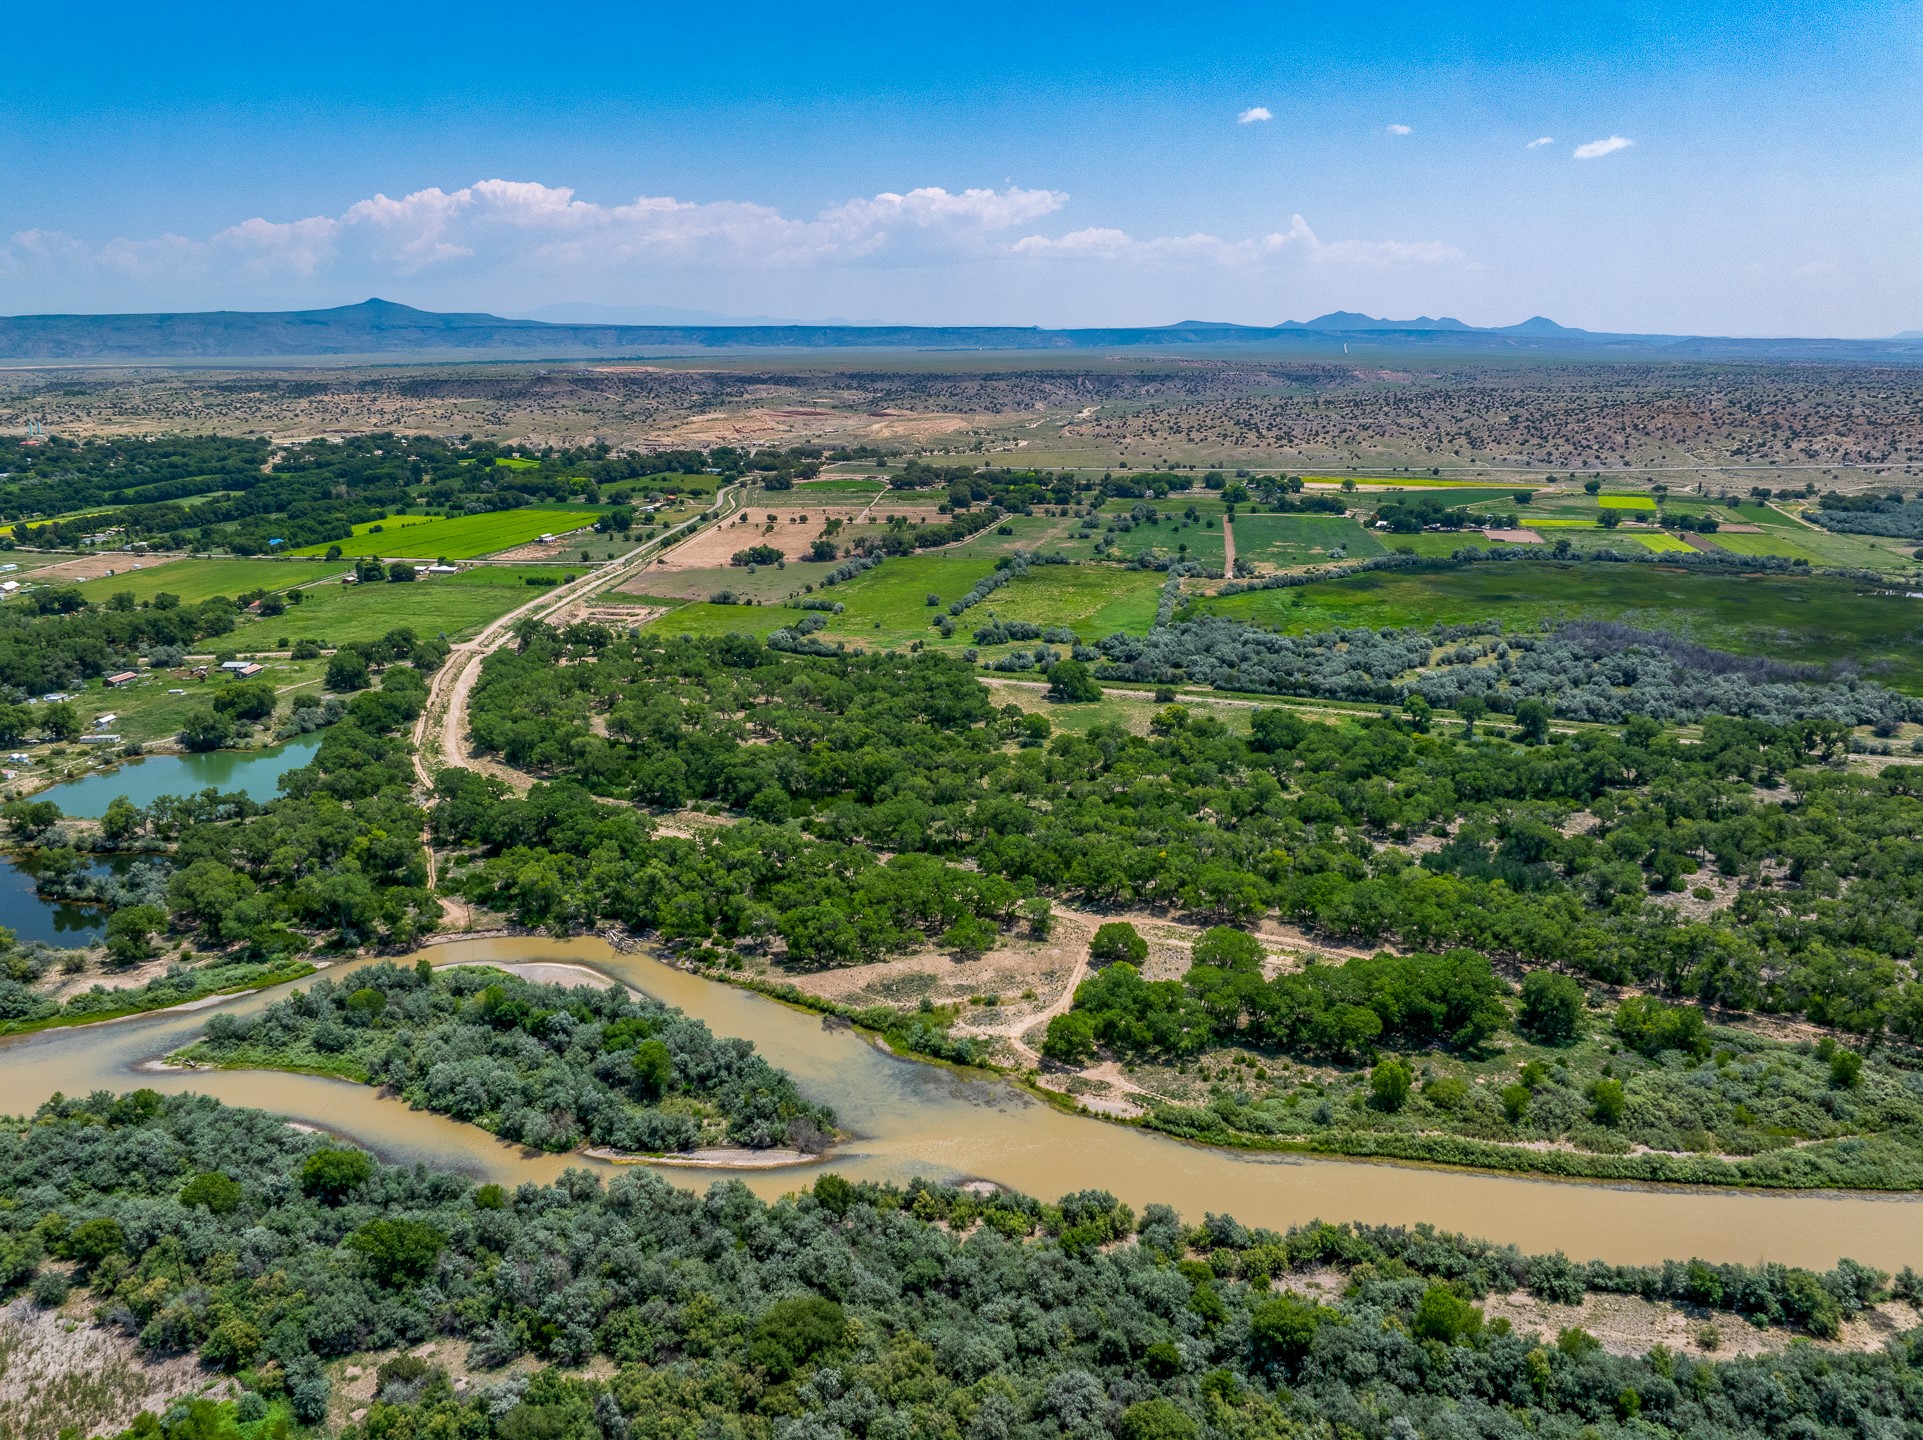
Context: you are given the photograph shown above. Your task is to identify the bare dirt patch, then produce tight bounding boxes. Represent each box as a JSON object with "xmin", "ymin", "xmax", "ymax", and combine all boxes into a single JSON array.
[
  {"xmin": 1481, "ymin": 528, "xmax": 1544, "ymax": 544},
  {"xmin": 652, "ymin": 507, "xmax": 871, "ymax": 570},
  {"xmin": 17, "ymin": 553, "xmax": 185, "ymax": 586},
  {"xmin": 1480, "ymin": 1287, "xmax": 1922, "ymax": 1359},
  {"xmin": 0, "ymin": 1294, "xmax": 224, "ymax": 1440}
]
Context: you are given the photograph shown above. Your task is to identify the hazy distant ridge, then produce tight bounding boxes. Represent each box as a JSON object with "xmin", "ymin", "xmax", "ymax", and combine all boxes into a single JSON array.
[{"xmin": 1, "ymin": 298, "xmax": 1919, "ymax": 362}]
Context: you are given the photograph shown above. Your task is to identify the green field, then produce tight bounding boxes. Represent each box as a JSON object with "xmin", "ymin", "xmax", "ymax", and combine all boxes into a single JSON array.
[
  {"xmin": 1232, "ymin": 515, "xmax": 1384, "ymax": 565},
  {"xmin": 1708, "ymin": 530, "xmax": 1823, "ymax": 560},
  {"xmin": 1200, "ymin": 563, "xmax": 1923, "ymax": 690},
  {"xmin": 790, "ymin": 478, "xmax": 888, "ymax": 501},
  {"xmin": 1356, "ymin": 488, "xmax": 1539, "ymax": 509},
  {"xmin": 74, "ymin": 558, "xmax": 344, "ymax": 605},
  {"xmin": 1634, "ymin": 533, "xmax": 1696, "ymax": 553},
  {"xmin": 648, "ymin": 555, "xmax": 1165, "ymax": 653},
  {"xmin": 288, "ymin": 508, "xmax": 602, "ymax": 559},
  {"xmin": 1598, "ymin": 495, "xmax": 1659, "ymax": 510},
  {"xmin": 243, "ymin": 566, "xmax": 581, "ymax": 646}
]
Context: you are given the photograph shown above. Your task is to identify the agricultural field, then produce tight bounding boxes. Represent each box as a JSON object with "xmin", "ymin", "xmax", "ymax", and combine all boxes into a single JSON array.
[
  {"xmin": 287, "ymin": 506, "xmax": 603, "ymax": 559},
  {"xmin": 1633, "ymin": 532, "xmax": 1696, "ymax": 553},
  {"xmin": 247, "ymin": 565, "xmax": 583, "ymax": 646},
  {"xmin": 1199, "ymin": 562, "xmax": 1923, "ymax": 690},
  {"xmin": 70, "ymin": 557, "xmax": 342, "ymax": 605},
  {"xmin": 1598, "ymin": 495, "xmax": 1659, "ymax": 510},
  {"xmin": 646, "ymin": 554, "xmax": 1165, "ymax": 652},
  {"xmin": 1232, "ymin": 514, "xmax": 1384, "ymax": 565}
]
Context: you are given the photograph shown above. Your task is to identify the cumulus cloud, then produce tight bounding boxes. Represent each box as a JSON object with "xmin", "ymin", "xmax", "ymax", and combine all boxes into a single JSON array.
[
  {"xmin": 1386, "ymin": 123, "xmax": 1412, "ymax": 136},
  {"xmin": 1573, "ymin": 135, "xmax": 1633, "ymax": 159},
  {"xmin": 1237, "ymin": 106, "xmax": 1272, "ymax": 124},
  {"xmin": 1012, "ymin": 212, "xmax": 1460, "ymax": 267},
  {"xmin": 1, "ymin": 179, "xmax": 1463, "ymax": 312},
  {"xmin": 1526, "ymin": 136, "xmax": 1555, "ymax": 149}
]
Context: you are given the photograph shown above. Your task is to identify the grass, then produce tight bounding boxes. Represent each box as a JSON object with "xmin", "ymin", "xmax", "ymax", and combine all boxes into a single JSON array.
[
  {"xmin": 250, "ymin": 566, "xmax": 583, "ymax": 646},
  {"xmin": 73, "ymin": 558, "xmax": 343, "ymax": 605},
  {"xmin": 647, "ymin": 555, "xmax": 1166, "ymax": 652},
  {"xmin": 287, "ymin": 507, "xmax": 603, "ymax": 559},
  {"xmin": 1708, "ymin": 530, "xmax": 1824, "ymax": 560},
  {"xmin": 1634, "ymin": 533, "xmax": 1697, "ymax": 553},
  {"xmin": 1197, "ymin": 561, "xmax": 1923, "ymax": 690},
  {"xmin": 1232, "ymin": 515, "xmax": 1385, "ymax": 565},
  {"xmin": 1599, "ymin": 495, "xmax": 1659, "ymax": 510},
  {"xmin": 1354, "ymin": 487, "xmax": 1540, "ymax": 508}
]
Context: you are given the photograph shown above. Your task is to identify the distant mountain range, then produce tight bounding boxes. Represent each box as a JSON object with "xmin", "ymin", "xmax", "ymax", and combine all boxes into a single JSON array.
[{"xmin": 1, "ymin": 298, "xmax": 1919, "ymax": 363}]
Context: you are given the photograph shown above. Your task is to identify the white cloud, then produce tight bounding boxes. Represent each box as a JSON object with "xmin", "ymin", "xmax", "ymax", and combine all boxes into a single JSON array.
[
  {"xmin": 1573, "ymin": 135, "xmax": 1633, "ymax": 159},
  {"xmin": 1386, "ymin": 123, "xmax": 1413, "ymax": 136},
  {"xmin": 1526, "ymin": 136, "xmax": 1555, "ymax": 149},
  {"xmin": 1237, "ymin": 106, "xmax": 1272, "ymax": 124},
  {"xmin": 1013, "ymin": 212, "xmax": 1460, "ymax": 268}
]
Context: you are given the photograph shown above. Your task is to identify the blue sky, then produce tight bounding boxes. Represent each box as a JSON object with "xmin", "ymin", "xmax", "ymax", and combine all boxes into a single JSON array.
[{"xmin": 2, "ymin": 1, "xmax": 1918, "ymax": 334}]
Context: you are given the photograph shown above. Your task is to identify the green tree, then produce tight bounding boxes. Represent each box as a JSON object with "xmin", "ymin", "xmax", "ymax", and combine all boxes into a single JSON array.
[
  {"xmin": 177, "ymin": 709, "xmax": 235, "ymax": 752},
  {"xmin": 748, "ymin": 1296, "xmax": 845, "ymax": 1379},
  {"xmin": 1042, "ymin": 1011, "xmax": 1097, "ymax": 1064},
  {"xmin": 1412, "ymin": 1284, "xmax": 1484, "ymax": 1344},
  {"xmin": 940, "ymin": 914, "xmax": 997, "ymax": 960},
  {"xmin": 2, "ymin": 799, "xmax": 62, "ymax": 842},
  {"xmin": 1089, "ymin": 921, "xmax": 1148, "ymax": 967},
  {"xmin": 1192, "ymin": 925, "xmax": 1263, "ymax": 971},
  {"xmin": 1589, "ymin": 1077, "xmax": 1626, "ymax": 1125},
  {"xmin": 1501, "ymin": 1083, "xmax": 1532, "ymax": 1124},
  {"xmin": 346, "ymin": 1217, "xmax": 446, "ymax": 1285},
  {"xmin": 212, "ymin": 680, "xmax": 276, "ymax": 722},
  {"xmin": 1117, "ymin": 1397, "xmax": 1199, "ymax": 1440},
  {"xmin": 1830, "ymin": 1048, "xmax": 1864, "ymax": 1089},
  {"xmin": 325, "ymin": 650, "xmax": 371, "ymax": 692},
  {"xmin": 41, "ymin": 701, "xmax": 80, "ymax": 743},
  {"xmin": 387, "ymin": 561, "xmax": 419, "ymax": 582},
  {"xmin": 100, "ymin": 795, "xmax": 141, "ymax": 845},
  {"xmin": 1250, "ymin": 1291, "xmax": 1339, "ymax": 1367},
  {"xmin": 631, "ymin": 1039, "xmax": 673, "ymax": 1101},
  {"xmin": 299, "ymin": 1146, "xmax": 374, "ymax": 1203},
  {"xmin": 179, "ymin": 1171, "xmax": 244, "ymax": 1214},
  {"xmin": 1370, "ymin": 1058, "xmax": 1413, "ymax": 1112},
  {"xmin": 64, "ymin": 1216, "xmax": 125, "ymax": 1267},
  {"xmin": 1046, "ymin": 659, "xmax": 1103, "ymax": 703},
  {"xmin": 1515, "ymin": 698, "xmax": 1551, "ymax": 744},
  {"xmin": 1518, "ymin": 971, "xmax": 1584, "ymax": 1044},
  {"xmin": 105, "ymin": 905, "xmax": 167, "ymax": 965}
]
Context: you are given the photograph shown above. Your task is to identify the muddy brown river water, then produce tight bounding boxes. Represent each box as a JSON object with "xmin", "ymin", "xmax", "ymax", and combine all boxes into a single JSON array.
[{"xmin": 4, "ymin": 937, "xmax": 1917, "ymax": 1269}]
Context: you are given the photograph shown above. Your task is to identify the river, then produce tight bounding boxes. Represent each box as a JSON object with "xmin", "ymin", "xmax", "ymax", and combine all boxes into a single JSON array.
[{"xmin": 2, "ymin": 936, "xmax": 1916, "ymax": 1270}]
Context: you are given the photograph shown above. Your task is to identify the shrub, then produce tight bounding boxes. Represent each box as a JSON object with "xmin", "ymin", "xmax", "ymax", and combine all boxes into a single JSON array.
[
  {"xmin": 1412, "ymin": 1284, "xmax": 1483, "ymax": 1344},
  {"xmin": 1590, "ymin": 1078, "xmax": 1627, "ymax": 1126},
  {"xmin": 748, "ymin": 1296, "xmax": 845, "ymax": 1379},
  {"xmin": 346, "ymin": 1218, "xmax": 447, "ymax": 1286}
]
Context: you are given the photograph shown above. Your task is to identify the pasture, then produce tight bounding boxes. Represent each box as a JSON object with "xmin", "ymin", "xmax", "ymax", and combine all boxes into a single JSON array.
[
  {"xmin": 1233, "ymin": 515, "xmax": 1384, "ymax": 565},
  {"xmin": 1199, "ymin": 562, "xmax": 1923, "ymax": 690},
  {"xmin": 287, "ymin": 507, "xmax": 602, "ymax": 559},
  {"xmin": 73, "ymin": 558, "xmax": 343, "ymax": 605}
]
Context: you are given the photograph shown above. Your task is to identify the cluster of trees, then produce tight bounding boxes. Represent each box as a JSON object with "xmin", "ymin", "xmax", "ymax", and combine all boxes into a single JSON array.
[
  {"xmin": 432, "ymin": 771, "xmax": 1025, "ymax": 966},
  {"xmin": 0, "ymin": 589, "xmax": 240, "ymax": 699},
  {"xmin": 1812, "ymin": 491, "xmax": 1923, "ymax": 539},
  {"xmin": 456, "ymin": 633, "xmax": 1923, "ymax": 1037},
  {"xmin": 1046, "ymin": 932, "xmax": 1508, "ymax": 1065},
  {"xmin": 183, "ymin": 962, "xmax": 835, "ymax": 1154},
  {"xmin": 1094, "ymin": 617, "xmax": 1921, "ymax": 728},
  {"xmin": 7, "ymin": 1093, "xmax": 1917, "ymax": 1440}
]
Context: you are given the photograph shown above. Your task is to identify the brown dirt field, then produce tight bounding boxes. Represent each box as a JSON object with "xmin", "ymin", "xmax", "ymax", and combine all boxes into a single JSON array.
[
  {"xmin": 485, "ymin": 533, "xmax": 597, "ymax": 562},
  {"xmin": 17, "ymin": 553, "xmax": 185, "ymax": 585},
  {"xmin": 652, "ymin": 507, "xmax": 872, "ymax": 570},
  {"xmin": 1481, "ymin": 528, "xmax": 1544, "ymax": 544}
]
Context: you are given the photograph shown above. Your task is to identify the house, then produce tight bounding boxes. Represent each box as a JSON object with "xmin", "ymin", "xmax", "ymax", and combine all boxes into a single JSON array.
[
  {"xmin": 0, "ymin": 563, "xmax": 16, "ymax": 573},
  {"xmin": 0, "ymin": 581, "xmax": 18, "ymax": 593},
  {"xmin": 105, "ymin": 671, "xmax": 139, "ymax": 688},
  {"xmin": 219, "ymin": 659, "xmax": 255, "ymax": 672},
  {"xmin": 94, "ymin": 713, "xmax": 117, "ymax": 729},
  {"xmin": 426, "ymin": 563, "xmax": 459, "ymax": 574},
  {"xmin": 78, "ymin": 734, "xmax": 122, "ymax": 745}
]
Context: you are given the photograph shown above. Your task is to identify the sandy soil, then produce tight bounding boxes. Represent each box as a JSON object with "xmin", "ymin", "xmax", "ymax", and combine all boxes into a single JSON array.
[
  {"xmin": 0, "ymin": 1294, "xmax": 225, "ymax": 1440},
  {"xmin": 585, "ymin": 1145, "xmax": 820, "ymax": 1169},
  {"xmin": 14, "ymin": 553, "xmax": 184, "ymax": 585},
  {"xmin": 1481, "ymin": 528, "xmax": 1544, "ymax": 544},
  {"xmin": 651, "ymin": 507, "xmax": 871, "ymax": 570}
]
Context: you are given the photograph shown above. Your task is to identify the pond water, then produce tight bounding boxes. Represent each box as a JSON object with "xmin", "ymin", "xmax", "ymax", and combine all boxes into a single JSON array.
[
  {"xmin": 35, "ymin": 733, "xmax": 322, "ymax": 818},
  {"xmin": 3, "ymin": 936, "xmax": 1918, "ymax": 1269},
  {"xmin": 0, "ymin": 854, "xmax": 106, "ymax": 943}
]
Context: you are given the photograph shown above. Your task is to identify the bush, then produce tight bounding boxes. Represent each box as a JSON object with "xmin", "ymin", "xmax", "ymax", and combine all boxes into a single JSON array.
[
  {"xmin": 346, "ymin": 1218, "xmax": 447, "ymax": 1286},
  {"xmin": 1412, "ymin": 1284, "xmax": 1483, "ymax": 1344},
  {"xmin": 1250, "ymin": 1291, "xmax": 1337, "ymax": 1367},
  {"xmin": 1089, "ymin": 921, "xmax": 1149, "ymax": 967},
  {"xmin": 179, "ymin": 1171, "xmax": 244, "ymax": 1214},
  {"xmin": 1043, "ymin": 1011, "xmax": 1097, "ymax": 1064},
  {"xmin": 1614, "ymin": 995, "xmax": 1709, "ymax": 1057},
  {"xmin": 1589, "ymin": 1078, "xmax": 1626, "ymax": 1126},
  {"xmin": 1117, "ymin": 1397, "xmax": 1198, "ymax": 1440}
]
